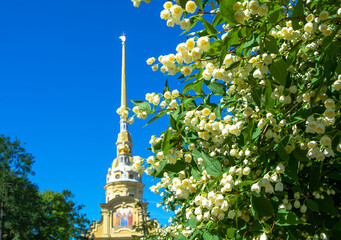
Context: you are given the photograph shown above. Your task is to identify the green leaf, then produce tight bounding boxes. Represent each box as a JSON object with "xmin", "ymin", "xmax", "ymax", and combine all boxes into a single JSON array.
[
  {"xmin": 327, "ymin": 171, "xmax": 341, "ymax": 181},
  {"xmin": 236, "ymin": 180, "xmax": 255, "ymax": 188},
  {"xmin": 265, "ymin": 80, "xmax": 275, "ymax": 109},
  {"xmin": 199, "ymin": 17, "xmax": 218, "ymax": 35},
  {"xmin": 251, "ymin": 192, "xmax": 273, "ymax": 217},
  {"xmin": 265, "ymin": 35, "xmax": 279, "ymax": 54},
  {"xmin": 191, "ymin": 168, "xmax": 202, "ymax": 180},
  {"xmin": 212, "ymin": 13, "xmax": 223, "ymax": 26},
  {"xmin": 226, "ymin": 228, "xmax": 235, "ymax": 238},
  {"xmin": 205, "ymin": 81, "xmax": 226, "ymax": 96},
  {"xmin": 161, "ymin": 128, "xmax": 170, "ymax": 155},
  {"xmin": 131, "ymin": 100, "xmax": 151, "ymax": 112},
  {"xmin": 163, "ymin": 79, "xmax": 170, "ymax": 94},
  {"xmin": 252, "ymin": 128, "xmax": 262, "ymax": 140},
  {"xmin": 212, "ymin": 236, "xmax": 219, "ymax": 240},
  {"xmin": 202, "ymin": 152, "xmax": 222, "ymax": 176},
  {"xmin": 270, "ymin": 58, "xmax": 288, "ymax": 85},
  {"xmin": 306, "ymin": 199, "xmax": 319, "ymax": 212},
  {"xmin": 176, "ymin": 233, "xmax": 187, "ymax": 240},
  {"xmin": 203, "ymin": 231, "xmax": 213, "ymax": 240},
  {"xmin": 188, "ymin": 216, "xmax": 197, "ymax": 228},
  {"xmin": 251, "ymin": 86, "xmax": 262, "ymax": 107},
  {"xmin": 309, "ymin": 164, "xmax": 321, "ymax": 191},
  {"xmin": 316, "ymin": 195, "xmax": 338, "ymax": 216},
  {"xmin": 154, "ymin": 160, "xmax": 168, "ymax": 178},
  {"xmin": 219, "ymin": 0, "xmax": 238, "ymax": 25},
  {"xmin": 184, "ymin": 80, "xmax": 204, "ymax": 94},
  {"xmin": 179, "ymin": 0, "xmax": 189, "ymax": 9},
  {"xmin": 244, "ymin": 34, "xmax": 259, "ymax": 49},
  {"xmin": 291, "ymin": 0, "xmax": 304, "ymax": 30},
  {"xmin": 277, "ymin": 143, "xmax": 289, "ymax": 162},
  {"xmin": 146, "ymin": 110, "xmax": 170, "ymax": 125},
  {"xmin": 194, "ymin": 0, "xmax": 203, "ymax": 10},
  {"xmin": 335, "ymin": 221, "xmax": 341, "ymax": 231},
  {"xmin": 170, "ymin": 113, "xmax": 177, "ymax": 130},
  {"xmin": 285, "ymin": 157, "xmax": 299, "ymax": 184},
  {"xmin": 215, "ymin": 103, "xmax": 222, "ymax": 119},
  {"xmin": 276, "ymin": 210, "xmax": 303, "ymax": 226},
  {"xmin": 292, "ymin": 149, "xmax": 309, "ymax": 162},
  {"xmin": 268, "ymin": 9, "xmax": 283, "ymax": 23}
]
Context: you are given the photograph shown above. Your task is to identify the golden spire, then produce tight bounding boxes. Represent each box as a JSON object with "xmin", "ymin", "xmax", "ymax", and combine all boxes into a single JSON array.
[{"xmin": 119, "ymin": 34, "xmax": 127, "ymax": 109}]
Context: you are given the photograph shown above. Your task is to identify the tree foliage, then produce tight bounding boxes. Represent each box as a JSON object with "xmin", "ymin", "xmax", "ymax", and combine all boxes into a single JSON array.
[
  {"xmin": 123, "ymin": 0, "xmax": 341, "ymax": 239},
  {"xmin": 0, "ymin": 135, "xmax": 89, "ymax": 240}
]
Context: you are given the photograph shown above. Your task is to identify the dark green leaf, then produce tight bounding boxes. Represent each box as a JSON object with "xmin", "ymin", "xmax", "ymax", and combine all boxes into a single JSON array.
[
  {"xmin": 146, "ymin": 110, "xmax": 170, "ymax": 125},
  {"xmin": 265, "ymin": 35, "xmax": 279, "ymax": 54},
  {"xmin": 276, "ymin": 210, "xmax": 303, "ymax": 226},
  {"xmin": 277, "ymin": 143, "xmax": 289, "ymax": 162},
  {"xmin": 327, "ymin": 171, "xmax": 341, "ymax": 181},
  {"xmin": 179, "ymin": 0, "xmax": 189, "ymax": 9},
  {"xmin": 292, "ymin": 149, "xmax": 309, "ymax": 162},
  {"xmin": 202, "ymin": 152, "xmax": 222, "ymax": 176},
  {"xmin": 212, "ymin": 13, "xmax": 223, "ymax": 26},
  {"xmin": 317, "ymin": 195, "xmax": 338, "ymax": 215},
  {"xmin": 306, "ymin": 199, "xmax": 319, "ymax": 212},
  {"xmin": 163, "ymin": 79, "xmax": 170, "ymax": 94},
  {"xmin": 162, "ymin": 128, "xmax": 170, "ymax": 155},
  {"xmin": 335, "ymin": 221, "xmax": 341, "ymax": 231},
  {"xmin": 265, "ymin": 80, "xmax": 275, "ymax": 109},
  {"xmin": 205, "ymin": 81, "xmax": 226, "ymax": 96},
  {"xmin": 170, "ymin": 114, "xmax": 177, "ymax": 130},
  {"xmin": 309, "ymin": 164, "xmax": 321, "ymax": 191},
  {"xmin": 219, "ymin": 0, "xmax": 239, "ymax": 25},
  {"xmin": 251, "ymin": 192, "xmax": 273, "ymax": 217},
  {"xmin": 270, "ymin": 58, "xmax": 288, "ymax": 85},
  {"xmin": 199, "ymin": 17, "xmax": 218, "ymax": 35},
  {"xmin": 268, "ymin": 9, "xmax": 282, "ymax": 23},
  {"xmin": 285, "ymin": 156, "xmax": 299, "ymax": 184},
  {"xmin": 291, "ymin": 0, "xmax": 304, "ymax": 30},
  {"xmin": 251, "ymin": 86, "xmax": 262, "ymax": 107},
  {"xmin": 252, "ymin": 128, "xmax": 262, "ymax": 140}
]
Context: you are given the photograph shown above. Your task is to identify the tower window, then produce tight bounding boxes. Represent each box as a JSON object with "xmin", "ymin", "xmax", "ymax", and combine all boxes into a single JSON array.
[
  {"xmin": 115, "ymin": 195, "xmax": 120, "ymax": 198},
  {"xmin": 129, "ymin": 194, "xmax": 134, "ymax": 197},
  {"xmin": 129, "ymin": 174, "xmax": 134, "ymax": 179},
  {"xmin": 115, "ymin": 174, "xmax": 120, "ymax": 179}
]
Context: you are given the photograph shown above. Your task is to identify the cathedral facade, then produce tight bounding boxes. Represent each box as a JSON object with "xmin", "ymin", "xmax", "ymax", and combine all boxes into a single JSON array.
[{"xmin": 87, "ymin": 36, "xmax": 149, "ymax": 239}]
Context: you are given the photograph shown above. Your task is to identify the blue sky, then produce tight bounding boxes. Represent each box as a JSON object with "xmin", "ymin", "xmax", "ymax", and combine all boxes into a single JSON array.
[{"xmin": 0, "ymin": 0, "xmax": 188, "ymax": 226}]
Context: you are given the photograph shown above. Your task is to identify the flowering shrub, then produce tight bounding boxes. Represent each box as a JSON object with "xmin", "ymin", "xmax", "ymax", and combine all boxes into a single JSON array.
[{"xmin": 123, "ymin": 0, "xmax": 341, "ymax": 239}]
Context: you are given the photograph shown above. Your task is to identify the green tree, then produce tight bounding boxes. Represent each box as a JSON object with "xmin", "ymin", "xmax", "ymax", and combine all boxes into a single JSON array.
[
  {"xmin": 38, "ymin": 190, "xmax": 89, "ymax": 240},
  {"xmin": 124, "ymin": 0, "xmax": 341, "ymax": 239},
  {"xmin": 0, "ymin": 135, "xmax": 89, "ymax": 239}
]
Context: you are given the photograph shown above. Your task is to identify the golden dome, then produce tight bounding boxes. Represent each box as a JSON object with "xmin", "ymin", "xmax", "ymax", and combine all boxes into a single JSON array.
[{"xmin": 118, "ymin": 144, "xmax": 130, "ymax": 154}]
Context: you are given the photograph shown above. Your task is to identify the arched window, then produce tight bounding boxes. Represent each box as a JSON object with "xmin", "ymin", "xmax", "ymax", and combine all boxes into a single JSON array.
[
  {"xmin": 115, "ymin": 195, "xmax": 120, "ymax": 198},
  {"xmin": 129, "ymin": 173, "xmax": 134, "ymax": 179},
  {"xmin": 129, "ymin": 194, "xmax": 134, "ymax": 197}
]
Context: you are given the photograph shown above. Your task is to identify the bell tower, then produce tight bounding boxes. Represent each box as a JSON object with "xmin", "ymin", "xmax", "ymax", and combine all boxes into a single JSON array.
[{"xmin": 87, "ymin": 35, "xmax": 148, "ymax": 240}]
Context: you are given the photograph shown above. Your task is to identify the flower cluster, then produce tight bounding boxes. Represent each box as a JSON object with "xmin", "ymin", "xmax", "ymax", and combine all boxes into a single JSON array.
[{"xmin": 130, "ymin": 0, "xmax": 341, "ymax": 239}]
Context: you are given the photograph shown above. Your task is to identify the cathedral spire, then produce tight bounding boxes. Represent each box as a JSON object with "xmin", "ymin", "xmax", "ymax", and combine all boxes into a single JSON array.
[{"xmin": 119, "ymin": 34, "xmax": 127, "ymax": 110}]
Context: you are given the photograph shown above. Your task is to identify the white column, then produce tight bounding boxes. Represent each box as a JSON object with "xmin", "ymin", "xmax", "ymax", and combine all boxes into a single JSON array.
[{"xmin": 102, "ymin": 210, "xmax": 110, "ymax": 237}]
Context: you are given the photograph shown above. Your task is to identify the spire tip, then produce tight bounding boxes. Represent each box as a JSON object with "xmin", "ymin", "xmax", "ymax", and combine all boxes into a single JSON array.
[{"xmin": 119, "ymin": 34, "xmax": 126, "ymax": 43}]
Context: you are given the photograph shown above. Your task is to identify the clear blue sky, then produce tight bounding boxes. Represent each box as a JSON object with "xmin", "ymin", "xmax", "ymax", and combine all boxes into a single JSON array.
[{"xmin": 0, "ymin": 0, "xmax": 187, "ymax": 226}]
